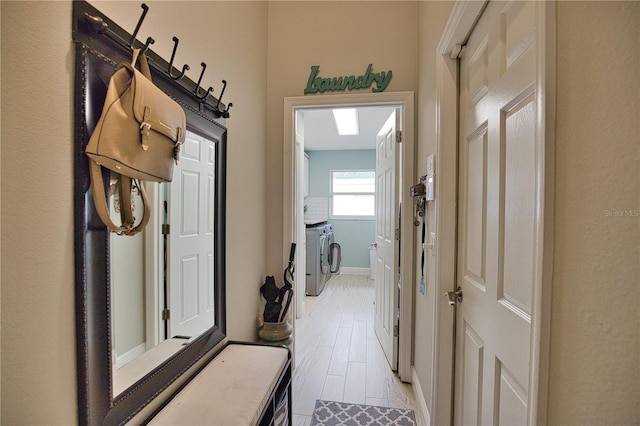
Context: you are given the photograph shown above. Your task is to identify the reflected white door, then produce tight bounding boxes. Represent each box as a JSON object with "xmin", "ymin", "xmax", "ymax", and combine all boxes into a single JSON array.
[
  {"xmin": 168, "ymin": 131, "xmax": 216, "ymax": 338},
  {"xmin": 455, "ymin": 1, "xmax": 541, "ymax": 424},
  {"xmin": 374, "ymin": 110, "xmax": 400, "ymax": 370}
]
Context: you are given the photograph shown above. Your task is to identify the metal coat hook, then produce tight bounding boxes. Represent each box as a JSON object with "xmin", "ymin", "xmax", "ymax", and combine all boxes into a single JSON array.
[
  {"xmin": 222, "ymin": 102, "xmax": 233, "ymax": 118},
  {"xmin": 168, "ymin": 36, "xmax": 189, "ymax": 80},
  {"xmin": 129, "ymin": 3, "xmax": 149, "ymax": 48},
  {"xmin": 140, "ymin": 36, "xmax": 154, "ymax": 54},
  {"xmin": 194, "ymin": 62, "xmax": 213, "ymax": 101},
  {"xmin": 216, "ymin": 80, "xmax": 228, "ymax": 109}
]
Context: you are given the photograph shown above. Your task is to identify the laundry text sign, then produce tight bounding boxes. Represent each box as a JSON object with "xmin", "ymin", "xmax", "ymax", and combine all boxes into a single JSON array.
[{"xmin": 304, "ymin": 64, "xmax": 392, "ymax": 94}]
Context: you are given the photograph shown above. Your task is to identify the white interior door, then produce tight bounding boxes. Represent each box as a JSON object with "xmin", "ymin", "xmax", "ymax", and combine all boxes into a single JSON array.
[
  {"xmin": 455, "ymin": 1, "xmax": 542, "ymax": 424},
  {"xmin": 374, "ymin": 110, "xmax": 400, "ymax": 370},
  {"xmin": 168, "ymin": 131, "xmax": 216, "ymax": 338}
]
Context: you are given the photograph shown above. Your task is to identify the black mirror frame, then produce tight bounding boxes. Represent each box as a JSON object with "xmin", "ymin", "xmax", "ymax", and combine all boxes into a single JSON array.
[{"xmin": 72, "ymin": 2, "xmax": 227, "ymax": 424}]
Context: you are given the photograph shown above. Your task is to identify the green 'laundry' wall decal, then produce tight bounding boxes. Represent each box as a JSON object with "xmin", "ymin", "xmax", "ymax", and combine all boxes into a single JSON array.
[{"xmin": 304, "ymin": 64, "xmax": 392, "ymax": 94}]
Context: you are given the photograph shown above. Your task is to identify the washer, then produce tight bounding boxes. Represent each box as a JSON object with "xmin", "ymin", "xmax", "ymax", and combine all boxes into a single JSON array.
[
  {"xmin": 305, "ymin": 222, "xmax": 330, "ymax": 296},
  {"xmin": 324, "ymin": 223, "xmax": 335, "ymax": 280}
]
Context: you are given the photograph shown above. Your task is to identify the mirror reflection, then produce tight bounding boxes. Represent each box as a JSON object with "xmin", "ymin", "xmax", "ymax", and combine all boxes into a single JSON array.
[{"xmin": 110, "ymin": 130, "xmax": 217, "ymax": 396}]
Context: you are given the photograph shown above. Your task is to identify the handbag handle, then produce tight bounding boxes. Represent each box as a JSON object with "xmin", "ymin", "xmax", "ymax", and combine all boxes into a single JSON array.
[
  {"xmin": 131, "ymin": 48, "xmax": 152, "ymax": 81},
  {"xmin": 89, "ymin": 160, "xmax": 150, "ymax": 236}
]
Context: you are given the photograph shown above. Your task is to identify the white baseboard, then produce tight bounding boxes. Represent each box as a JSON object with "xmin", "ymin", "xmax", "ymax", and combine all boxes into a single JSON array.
[
  {"xmin": 115, "ymin": 343, "xmax": 146, "ymax": 369},
  {"xmin": 412, "ymin": 367, "xmax": 431, "ymax": 426},
  {"xmin": 338, "ymin": 267, "xmax": 371, "ymax": 276}
]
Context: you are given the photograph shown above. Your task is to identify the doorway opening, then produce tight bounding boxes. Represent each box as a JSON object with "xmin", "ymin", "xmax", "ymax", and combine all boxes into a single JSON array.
[{"xmin": 283, "ymin": 92, "xmax": 416, "ymax": 419}]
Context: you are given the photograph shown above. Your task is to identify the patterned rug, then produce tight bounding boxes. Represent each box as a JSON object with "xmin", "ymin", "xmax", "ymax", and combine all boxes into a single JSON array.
[{"xmin": 311, "ymin": 400, "xmax": 417, "ymax": 426}]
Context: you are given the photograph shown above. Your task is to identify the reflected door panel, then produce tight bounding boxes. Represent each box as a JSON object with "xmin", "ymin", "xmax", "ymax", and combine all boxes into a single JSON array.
[{"xmin": 169, "ymin": 131, "xmax": 216, "ymax": 338}]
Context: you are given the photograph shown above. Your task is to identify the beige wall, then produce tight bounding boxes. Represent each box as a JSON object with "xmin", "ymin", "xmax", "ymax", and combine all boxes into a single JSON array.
[
  {"xmin": 87, "ymin": 0, "xmax": 270, "ymax": 343},
  {"xmin": 549, "ymin": 2, "xmax": 639, "ymax": 424},
  {"xmin": 265, "ymin": 1, "xmax": 419, "ymax": 274},
  {"xmin": 1, "ymin": 1, "xmax": 269, "ymax": 423},
  {"xmin": 2, "ymin": 1, "xmax": 638, "ymax": 424},
  {"xmin": 414, "ymin": 1, "xmax": 454, "ymax": 419},
  {"xmin": 1, "ymin": 2, "xmax": 77, "ymax": 422}
]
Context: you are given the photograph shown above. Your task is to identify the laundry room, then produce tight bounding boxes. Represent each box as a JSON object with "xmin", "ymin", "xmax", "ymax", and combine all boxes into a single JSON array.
[
  {"xmin": 291, "ymin": 105, "xmax": 418, "ymax": 416},
  {"xmin": 304, "ymin": 149, "xmax": 374, "ymax": 291},
  {"xmin": 301, "ymin": 106, "xmax": 397, "ymax": 294}
]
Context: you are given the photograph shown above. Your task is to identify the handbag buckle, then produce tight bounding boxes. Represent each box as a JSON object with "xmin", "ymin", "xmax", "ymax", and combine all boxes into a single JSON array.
[
  {"xmin": 139, "ymin": 122, "xmax": 151, "ymax": 151},
  {"xmin": 174, "ymin": 127, "xmax": 184, "ymax": 165}
]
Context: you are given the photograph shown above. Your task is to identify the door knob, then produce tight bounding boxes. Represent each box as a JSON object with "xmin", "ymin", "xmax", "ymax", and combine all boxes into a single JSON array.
[{"xmin": 445, "ymin": 287, "xmax": 463, "ymax": 306}]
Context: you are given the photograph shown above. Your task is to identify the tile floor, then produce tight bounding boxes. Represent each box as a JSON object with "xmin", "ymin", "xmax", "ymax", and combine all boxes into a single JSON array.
[{"xmin": 291, "ymin": 274, "xmax": 422, "ymax": 425}]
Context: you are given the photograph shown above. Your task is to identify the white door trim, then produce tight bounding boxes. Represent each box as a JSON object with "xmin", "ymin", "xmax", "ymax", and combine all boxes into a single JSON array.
[
  {"xmin": 283, "ymin": 91, "xmax": 415, "ymax": 382},
  {"xmin": 434, "ymin": 1, "xmax": 555, "ymax": 424}
]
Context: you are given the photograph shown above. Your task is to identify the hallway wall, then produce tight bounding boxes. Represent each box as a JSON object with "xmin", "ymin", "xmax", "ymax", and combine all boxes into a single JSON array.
[
  {"xmin": 86, "ymin": 0, "xmax": 270, "ymax": 343},
  {"xmin": 1, "ymin": 3, "xmax": 76, "ymax": 422},
  {"xmin": 415, "ymin": 2, "xmax": 455, "ymax": 422},
  {"xmin": 412, "ymin": 2, "xmax": 640, "ymax": 424},
  {"xmin": 265, "ymin": 1, "xmax": 419, "ymax": 275},
  {"xmin": 549, "ymin": 2, "xmax": 639, "ymax": 423},
  {"xmin": 2, "ymin": 1, "xmax": 637, "ymax": 424},
  {"xmin": 1, "ymin": 1, "xmax": 270, "ymax": 422}
]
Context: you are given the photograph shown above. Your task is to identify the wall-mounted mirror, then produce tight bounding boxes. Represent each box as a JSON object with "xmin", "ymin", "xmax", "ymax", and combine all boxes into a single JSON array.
[
  {"xmin": 110, "ymin": 129, "xmax": 220, "ymax": 397},
  {"xmin": 72, "ymin": 2, "xmax": 227, "ymax": 424}
]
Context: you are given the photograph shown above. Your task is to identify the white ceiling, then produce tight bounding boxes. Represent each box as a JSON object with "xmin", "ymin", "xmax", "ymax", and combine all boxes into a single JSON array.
[{"xmin": 301, "ymin": 106, "xmax": 396, "ymax": 151}]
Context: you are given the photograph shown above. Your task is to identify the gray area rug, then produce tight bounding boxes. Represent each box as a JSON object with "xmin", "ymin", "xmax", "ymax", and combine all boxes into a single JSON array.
[{"xmin": 311, "ymin": 400, "xmax": 417, "ymax": 425}]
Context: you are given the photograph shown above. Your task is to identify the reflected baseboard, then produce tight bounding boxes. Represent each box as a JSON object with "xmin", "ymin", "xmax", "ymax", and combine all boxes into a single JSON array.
[{"xmin": 115, "ymin": 343, "xmax": 146, "ymax": 369}]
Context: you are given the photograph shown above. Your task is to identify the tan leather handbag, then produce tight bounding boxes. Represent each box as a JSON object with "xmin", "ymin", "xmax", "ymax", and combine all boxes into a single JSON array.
[{"xmin": 86, "ymin": 49, "xmax": 186, "ymax": 235}]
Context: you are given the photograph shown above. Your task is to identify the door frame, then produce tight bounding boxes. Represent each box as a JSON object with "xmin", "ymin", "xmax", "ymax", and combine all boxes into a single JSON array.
[
  {"xmin": 434, "ymin": 1, "xmax": 556, "ymax": 424},
  {"xmin": 283, "ymin": 91, "xmax": 415, "ymax": 382}
]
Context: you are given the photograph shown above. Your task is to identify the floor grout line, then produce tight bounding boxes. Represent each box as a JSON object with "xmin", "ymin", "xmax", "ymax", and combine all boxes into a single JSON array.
[{"xmin": 293, "ymin": 274, "xmax": 419, "ymax": 420}]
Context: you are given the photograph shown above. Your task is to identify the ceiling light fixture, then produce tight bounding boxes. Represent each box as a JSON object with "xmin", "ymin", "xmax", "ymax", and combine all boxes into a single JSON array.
[{"xmin": 332, "ymin": 108, "xmax": 359, "ymax": 136}]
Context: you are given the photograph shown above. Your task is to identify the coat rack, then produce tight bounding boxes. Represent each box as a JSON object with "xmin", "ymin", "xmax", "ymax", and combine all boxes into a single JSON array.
[{"xmin": 78, "ymin": 2, "xmax": 232, "ymax": 118}]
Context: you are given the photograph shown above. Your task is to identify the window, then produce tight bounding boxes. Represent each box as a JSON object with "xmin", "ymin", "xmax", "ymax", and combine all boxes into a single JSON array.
[{"xmin": 331, "ymin": 170, "xmax": 375, "ymax": 218}]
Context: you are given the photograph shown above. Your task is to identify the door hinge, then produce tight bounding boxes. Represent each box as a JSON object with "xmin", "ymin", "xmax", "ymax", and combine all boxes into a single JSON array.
[
  {"xmin": 445, "ymin": 287, "xmax": 463, "ymax": 306},
  {"xmin": 396, "ymin": 130, "xmax": 403, "ymax": 143},
  {"xmin": 393, "ymin": 324, "xmax": 399, "ymax": 337},
  {"xmin": 395, "ymin": 228, "xmax": 400, "ymax": 240},
  {"xmin": 450, "ymin": 43, "xmax": 466, "ymax": 59},
  {"xmin": 162, "ymin": 224, "xmax": 170, "ymax": 235},
  {"xmin": 162, "ymin": 309, "xmax": 171, "ymax": 320}
]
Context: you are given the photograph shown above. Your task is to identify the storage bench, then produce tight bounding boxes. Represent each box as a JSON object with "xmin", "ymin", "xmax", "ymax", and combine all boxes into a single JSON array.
[{"xmin": 148, "ymin": 343, "xmax": 292, "ymax": 425}]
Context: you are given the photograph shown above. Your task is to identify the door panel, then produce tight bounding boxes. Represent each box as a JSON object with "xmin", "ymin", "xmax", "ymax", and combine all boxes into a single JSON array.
[
  {"xmin": 169, "ymin": 131, "xmax": 216, "ymax": 338},
  {"xmin": 374, "ymin": 110, "xmax": 399, "ymax": 369},
  {"xmin": 455, "ymin": 1, "xmax": 539, "ymax": 424},
  {"xmin": 464, "ymin": 125, "xmax": 488, "ymax": 290},
  {"xmin": 501, "ymin": 91, "xmax": 536, "ymax": 314},
  {"xmin": 460, "ymin": 322, "xmax": 483, "ymax": 426}
]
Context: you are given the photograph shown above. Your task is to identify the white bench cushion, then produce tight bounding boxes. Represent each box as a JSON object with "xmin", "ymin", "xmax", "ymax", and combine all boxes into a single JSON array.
[{"xmin": 149, "ymin": 344, "xmax": 289, "ymax": 425}]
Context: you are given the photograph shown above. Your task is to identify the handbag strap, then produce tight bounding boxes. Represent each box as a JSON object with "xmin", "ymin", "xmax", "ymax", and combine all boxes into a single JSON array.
[
  {"xmin": 89, "ymin": 160, "xmax": 150, "ymax": 236},
  {"xmin": 118, "ymin": 175, "xmax": 136, "ymax": 229},
  {"xmin": 127, "ymin": 178, "xmax": 150, "ymax": 236},
  {"xmin": 131, "ymin": 48, "xmax": 152, "ymax": 81}
]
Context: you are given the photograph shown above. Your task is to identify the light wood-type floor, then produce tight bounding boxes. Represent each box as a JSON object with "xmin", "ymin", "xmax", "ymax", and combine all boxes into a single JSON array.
[{"xmin": 291, "ymin": 274, "xmax": 421, "ymax": 425}]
